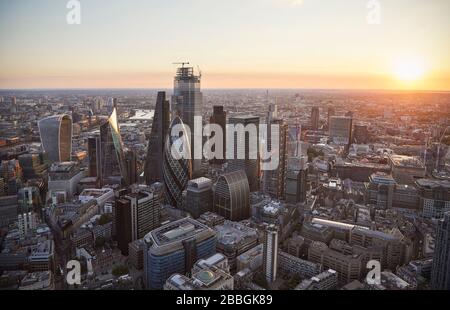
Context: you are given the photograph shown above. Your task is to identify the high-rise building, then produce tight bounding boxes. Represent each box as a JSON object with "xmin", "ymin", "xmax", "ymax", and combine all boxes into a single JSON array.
[
  {"xmin": 431, "ymin": 212, "xmax": 450, "ymax": 290},
  {"xmin": 143, "ymin": 218, "xmax": 216, "ymax": 289},
  {"xmin": 162, "ymin": 116, "xmax": 192, "ymax": 208},
  {"xmin": 172, "ymin": 65, "xmax": 203, "ymax": 177},
  {"xmin": 209, "ymin": 106, "xmax": 227, "ymax": 165},
  {"xmin": 87, "ymin": 136, "xmax": 101, "ymax": 178},
  {"xmin": 145, "ymin": 92, "xmax": 170, "ymax": 184},
  {"xmin": 416, "ymin": 179, "xmax": 450, "ymax": 218},
  {"xmin": 115, "ymin": 185, "xmax": 163, "ymax": 255},
  {"xmin": 126, "ymin": 149, "xmax": 137, "ymax": 185},
  {"xmin": 311, "ymin": 107, "xmax": 320, "ymax": 131},
  {"xmin": 183, "ymin": 177, "xmax": 213, "ymax": 218},
  {"xmin": 263, "ymin": 117, "xmax": 287, "ymax": 199},
  {"xmin": 285, "ymin": 157, "xmax": 308, "ymax": 204},
  {"xmin": 353, "ymin": 123, "xmax": 369, "ymax": 144},
  {"xmin": 263, "ymin": 224, "xmax": 278, "ymax": 283},
  {"xmin": 227, "ymin": 115, "xmax": 260, "ymax": 192},
  {"xmin": 99, "ymin": 106, "xmax": 129, "ymax": 186},
  {"xmin": 329, "ymin": 116, "xmax": 353, "ymax": 146},
  {"xmin": 213, "ymin": 170, "xmax": 250, "ymax": 221},
  {"xmin": 327, "ymin": 107, "xmax": 335, "ymax": 129},
  {"xmin": 38, "ymin": 114, "xmax": 72, "ymax": 163}
]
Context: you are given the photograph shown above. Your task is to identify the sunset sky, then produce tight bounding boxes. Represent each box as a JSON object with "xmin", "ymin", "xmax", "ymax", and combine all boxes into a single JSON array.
[{"xmin": 0, "ymin": 0, "xmax": 449, "ymax": 90}]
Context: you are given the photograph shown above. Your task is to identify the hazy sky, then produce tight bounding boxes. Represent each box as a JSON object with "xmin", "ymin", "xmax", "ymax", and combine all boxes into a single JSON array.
[{"xmin": 1, "ymin": 0, "xmax": 449, "ymax": 90}]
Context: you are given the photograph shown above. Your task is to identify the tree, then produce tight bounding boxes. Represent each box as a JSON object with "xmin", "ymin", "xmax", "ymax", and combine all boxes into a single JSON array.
[
  {"xmin": 94, "ymin": 236, "xmax": 106, "ymax": 248},
  {"xmin": 112, "ymin": 265, "xmax": 129, "ymax": 277},
  {"xmin": 307, "ymin": 147, "xmax": 324, "ymax": 162},
  {"xmin": 253, "ymin": 272, "xmax": 269, "ymax": 289},
  {"xmin": 98, "ymin": 214, "xmax": 112, "ymax": 225}
]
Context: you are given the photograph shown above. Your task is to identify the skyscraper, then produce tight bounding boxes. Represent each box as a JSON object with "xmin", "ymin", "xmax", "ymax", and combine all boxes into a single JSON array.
[
  {"xmin": 87, "ymin": 136, "xmax": 101, "ymax": 178},
  {"xmin": 213, "ymin": 170, "xmax": 250, "ymax": 221},
  {"xmin": 262, "ymin": 117, "xmax": 288, "ymax": 199},
  {"xmin": 263, "ymin": 224, "xmax": 278, "ymax": 283},
  {"xmin": 227, "ymin": 115, "xmax": 260, "ymax": 192},
  {"xmin": 38, "ymin": 114, "xmax": 72, "ymax": 163},
  {"xmin": 115, "ymin": 185, "xmax": 163, "ymax": 255},
  {"xmin": 99, "ymin": 106, "xmax": 129, "ymax": 186},
  {"xmin": 285, "ymin": 157, "xmax": 308, "ymax": 204},
  {"xmin": 163, "ymin": 116, "xmax": 192, "ymax": 208},
  {"xmin": 431, "ymin": 212, "xmax": 450, "ymax": 290},
  {"xmin": 311, "ymin": 107, "xmax": 320, "ymax": 131},
  {"xmin": 329, "ymin": 116, "xmax": 353, "ymax": 146},
  {"xmin": 209, "ymin": 106, "xmax": 227, "ymax": 165},
  {"xmin": 145, "ymin": 92, "xmax": 170, "ymax": 184},
  {"xmin": 172, "ymin": 65, "xmax": 203, "ymax": 177}
]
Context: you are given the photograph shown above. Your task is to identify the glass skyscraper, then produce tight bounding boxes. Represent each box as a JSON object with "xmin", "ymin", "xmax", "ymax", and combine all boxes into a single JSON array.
[
  {"xmin": 162, "ymin": 116, "xmax": 192, "ymax": 208},
  {"xmin": 38, "ymin": 114, "xmax": 72, "ymax": 163},
  {"xmin": 172, "ymin": 65, "xmax": 203, "ymax": 177}
]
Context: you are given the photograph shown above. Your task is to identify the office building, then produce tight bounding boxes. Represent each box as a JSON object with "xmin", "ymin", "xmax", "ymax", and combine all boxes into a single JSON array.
[
  {"xmin": 308, "ymin": 241, "xmax": 362, "ymax": 285},
  {"xmin": 99, "ymin": 106, "xmax": 129, "ymax": 186},
  {"xmin": 263, "ymin": 224, "xmax": 278, "ymax": 283},
  {"xmin": 143, "ymin": 218, "xmax": 216, "ymax": 289},
  {"xmin": 48, "ymin": 162, "xmax": 85, "ymax": 200},
  {"xmin": 87, "ymin": 136, "xmax": 101, "ymax": 178},
  {"xmin": 262, "ymin": 118, "xmax": 287, "ymax": 199},
  {"xmin": 209, "ymin": 106, "xmax": 226, "ymax": 165},
  {"xmin": 285, "ymin": 156, "xmax": 308, "ymax": 204},
  {"xmin": 145, "ymin": 92, "xmax": 170, "ymax": 184},
  {"xmin": 353, "ymin": 123, "xmax": 369, "ymax": 144},
  {"xmin": 389, "ymin": 155, "xmax": 426, "ymax": 186},
  {"xmin": 213, "ymin": 170, "xmax": 250, "ymax": 221},
  {"xmin": 172, "ymin": 65, "xmax": 203, "ymax": 177},
  {"xmin": 329, "ymin": 116, "xmax": 352, "ymax": 145},
  {"xmin": 214, "ymin": 220, "xmax": 259, "ymax": 271},
  {"xmin": 416, "ymin": 179, "xmax": 450, "ymax": 218},
  {"xmin": 278, "ymin": 251, "xmax": 322, "ymax": 279},
  {"xmin": 227, "ymin": 115, "xmax": 260, "ymax": 192},
  {"xmin": 115, "ymin": 186, "xmax": 163, "ymax": 255},
  {"xmin": 162, "ymin": 116, "xmax": 192, "ymax": 208},
  {"xmin": 183, "ymin": 177, "xmax": 213, "ymax": 218},
  {"xmin": 431, "ymin": 212, "xmax": 450, "ymax": 290},
  {"xmin": 311, "ymin": 107, "xmax": 320, "ymax": 131},
  {"xmin": 38, "ymin": 114, "xmax": 72, "ymax": 163}
]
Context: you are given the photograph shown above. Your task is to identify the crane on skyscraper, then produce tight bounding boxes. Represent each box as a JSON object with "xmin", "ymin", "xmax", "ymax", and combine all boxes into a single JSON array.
[{"xmin": 172, "ymin": 62, "xmax": 190, "ymax": 68}]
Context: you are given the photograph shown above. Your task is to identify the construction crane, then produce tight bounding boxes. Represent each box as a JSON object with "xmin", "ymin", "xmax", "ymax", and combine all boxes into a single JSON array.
[{"xmin": 172, "ymin": 62, "xmax": 190, "ymax": 68}]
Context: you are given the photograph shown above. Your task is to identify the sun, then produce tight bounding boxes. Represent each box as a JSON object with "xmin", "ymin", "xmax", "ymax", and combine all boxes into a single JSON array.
[{"xmin": 393, "ymin": 58, "xmax": 426, "ymax": 82}]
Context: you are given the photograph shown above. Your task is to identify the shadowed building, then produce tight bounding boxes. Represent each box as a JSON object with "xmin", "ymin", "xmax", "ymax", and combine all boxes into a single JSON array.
[
  {"xmin": 38, "ymin": 114, "xmax": 72, "ymax": 163},
  {"xmin": 227, "ymin": 115, "xmax": 260, "ymax": 192},
  {"xmin": 145, "ymin": 92, "xmax": 170, "ymax": 184},
  {"xmin": 209, "ymin": 106, "xmax": 227, "ymax": 165},
  {"xmin": 213, "ymin": 170, "xmax": 250, "ymax": 221}
]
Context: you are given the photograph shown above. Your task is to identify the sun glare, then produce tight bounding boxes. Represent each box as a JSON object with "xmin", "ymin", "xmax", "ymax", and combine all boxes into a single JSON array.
[{"xmin": 393, "ymin": 58, "xmax": 426, "ymax": 82}]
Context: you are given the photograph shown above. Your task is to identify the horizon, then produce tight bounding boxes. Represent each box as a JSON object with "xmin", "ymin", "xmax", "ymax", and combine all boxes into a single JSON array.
[{"xmin": 1, "ymin": 0, "xmax": 450, "ymax": 91}]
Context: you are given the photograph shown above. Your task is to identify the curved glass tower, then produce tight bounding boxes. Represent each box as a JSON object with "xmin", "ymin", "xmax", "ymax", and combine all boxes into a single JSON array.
[
  {"xmin": 38, "ymin": 114, "xmax": 72, "ymax": 163},
  {"xmin": 100, "ymin": 107, "xmax": 129, "ymax": 186},
  {"xmin": 163, "ymin": 116, "xmax": 192, "ymax": 208}
]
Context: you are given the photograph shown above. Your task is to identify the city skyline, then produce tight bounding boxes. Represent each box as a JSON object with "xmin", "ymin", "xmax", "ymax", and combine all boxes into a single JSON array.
[{"xmin": 1, "ymin": 0, "xmax": 450, "ymax": 91}]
